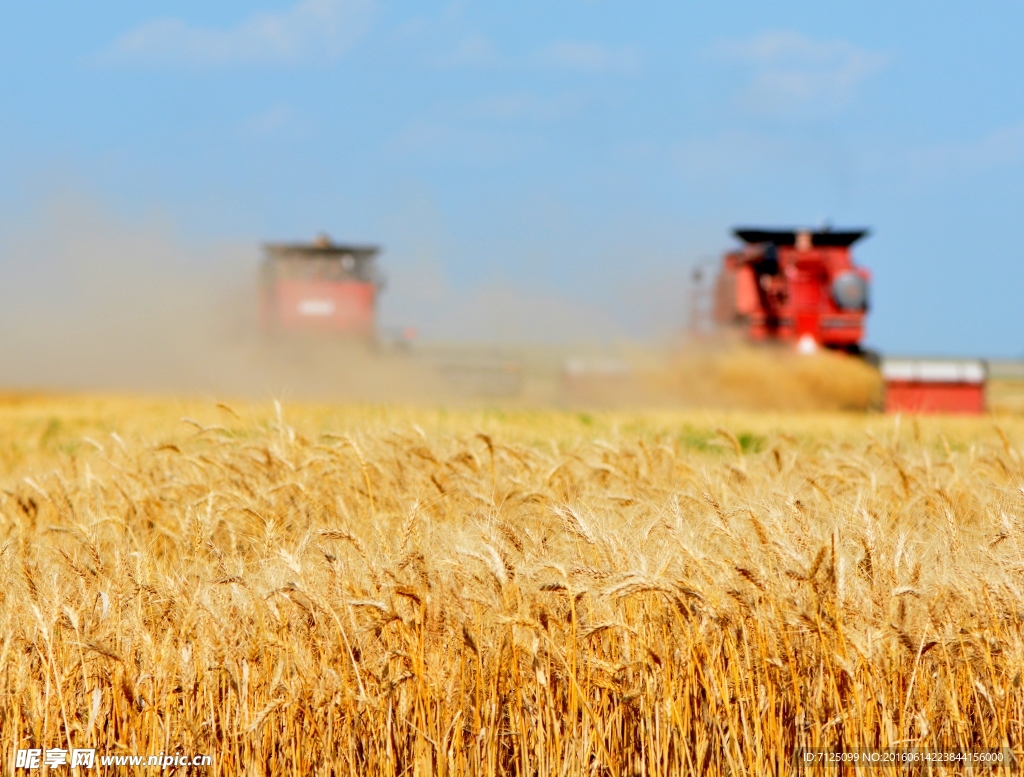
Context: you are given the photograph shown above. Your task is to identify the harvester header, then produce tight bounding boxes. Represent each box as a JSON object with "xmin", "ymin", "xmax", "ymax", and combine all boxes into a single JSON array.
[{"xmin": 714, "ymin": 226, "xmax": 872, "ymax": 355}]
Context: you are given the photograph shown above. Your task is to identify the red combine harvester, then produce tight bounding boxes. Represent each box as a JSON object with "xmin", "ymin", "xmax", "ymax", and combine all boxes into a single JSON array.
[
  {"xmin": 260, "ymin": 235, "xmax": 383, "ymax": 338},
  {"xmin": 714, "ymin": 227, "xmax": 872, "ymax": 357}
]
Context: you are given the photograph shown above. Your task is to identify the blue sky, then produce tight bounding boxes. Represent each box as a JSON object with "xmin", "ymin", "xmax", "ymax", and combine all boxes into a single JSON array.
[{"xmin": 1, "ymin": 1, "xmax": 1022, "ymax": 353}]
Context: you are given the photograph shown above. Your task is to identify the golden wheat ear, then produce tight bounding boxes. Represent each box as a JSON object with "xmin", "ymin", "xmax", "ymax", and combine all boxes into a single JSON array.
[{"xmin": 0, "ymin": 397, "xmax": 1019, "ymax": 774}]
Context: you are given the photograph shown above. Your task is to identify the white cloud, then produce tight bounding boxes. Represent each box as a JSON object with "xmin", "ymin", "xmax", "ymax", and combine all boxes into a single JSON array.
[
  {"xmin": 385, "ymin": 92, "xmax": 587, "ymax": 160},
  {"xmin": 101, "ymin": 0, "xmax": 374, "ymax": 68},
  {"xmin": 533, "ymin": 42, "xmax": 641, "ymax": 74},
  {"xmin": 239, "ymin": 103, "xmax": 312, "ymax": 141},
  {"xmin": 437, "ymin": 34, "xmax": 502, "ymax": 68},
  {"xmin": 384, "ymin": 116, "xmax": 538, "ymax": 164},
  {"xmin": 435, "ymin": 36, "xmax": 640, "ymax": 74},
  {"xmin": 462, "ymin": 93, "xmax": 586, "ymax": 122},
  {"xmin": 716, "ymin": 31, "xmax": 888, "ymax": 115},
  {"xmin": 668, "ymin": 128, "xmax": 859, "ymax": 204},
  {"xmin": 909, "ymin": 122, "xmax": 1024, "ymax": 176}
]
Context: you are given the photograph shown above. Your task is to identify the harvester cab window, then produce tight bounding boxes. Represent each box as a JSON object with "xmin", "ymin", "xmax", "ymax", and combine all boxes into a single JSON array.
[{"xmin": 756, "ymin": 244, "xmax": 780, "ymax": 276}]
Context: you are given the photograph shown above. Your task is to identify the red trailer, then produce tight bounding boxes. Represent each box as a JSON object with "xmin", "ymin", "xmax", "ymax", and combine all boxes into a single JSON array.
[
  {"xmin": 714, "ymin": 227, "xmax": 872, "ymax": 355},
  {"xmin": 260, "ymin": 235, "xmax": 383, "ymax": 338},
  {"xmin": 882, "ymin": 358, "xmax": 986, "ymax": 414}
]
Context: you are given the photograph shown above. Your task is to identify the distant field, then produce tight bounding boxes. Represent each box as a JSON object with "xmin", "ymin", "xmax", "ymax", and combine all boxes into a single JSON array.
[
  {"xmin": 0, "ymin": 395, "xmax": 1022, "ymax": 774},
  {"xmin": 989, "ymin": 378, "xmax": 1024, "ymax": 415}
]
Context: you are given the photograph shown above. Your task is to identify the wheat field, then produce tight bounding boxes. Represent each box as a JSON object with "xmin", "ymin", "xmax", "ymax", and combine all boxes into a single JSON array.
[{"xmin": 0, "ymin": 395, "xmax": 1022, "ymax": 775}]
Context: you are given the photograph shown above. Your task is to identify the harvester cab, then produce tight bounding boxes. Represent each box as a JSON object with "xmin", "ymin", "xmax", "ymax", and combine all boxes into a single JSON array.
[
  {"xmin": 713, "ymin": 227, "xmax": 872, "ymax": 356},
  {"xmin": 260, "ymin": 235, "xmax": 384, "ymax": 339}
]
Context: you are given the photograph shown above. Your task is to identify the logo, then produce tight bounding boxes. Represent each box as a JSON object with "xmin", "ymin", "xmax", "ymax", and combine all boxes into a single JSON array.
[{"xmin": 15, "ymin": 749, "xmax": 96, "ymax": 770}]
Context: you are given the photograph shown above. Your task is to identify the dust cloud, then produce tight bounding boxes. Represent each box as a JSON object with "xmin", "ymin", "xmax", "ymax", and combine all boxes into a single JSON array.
[
  {"xmin": 0, "ymin": 199, "xmax": 882, "ymax": 411},
  {"xmin": 0, "ymin": 200, "xmax": 446, "ymax": 401}
]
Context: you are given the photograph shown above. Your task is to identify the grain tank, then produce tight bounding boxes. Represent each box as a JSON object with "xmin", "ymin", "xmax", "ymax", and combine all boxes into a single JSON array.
[
  {"xmin": 260, "ymin": 235, "xmax": 383, "ymax": 338},
  {"xmin": 714, "ymin": 227, "xmax": 871, "ymax": 354}
]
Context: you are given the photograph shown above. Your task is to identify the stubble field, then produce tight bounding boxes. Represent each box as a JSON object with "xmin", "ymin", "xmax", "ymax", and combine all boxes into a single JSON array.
[{"xmin": 0, "ymin": 395, "xmax": 1021, "ymax": 775}]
